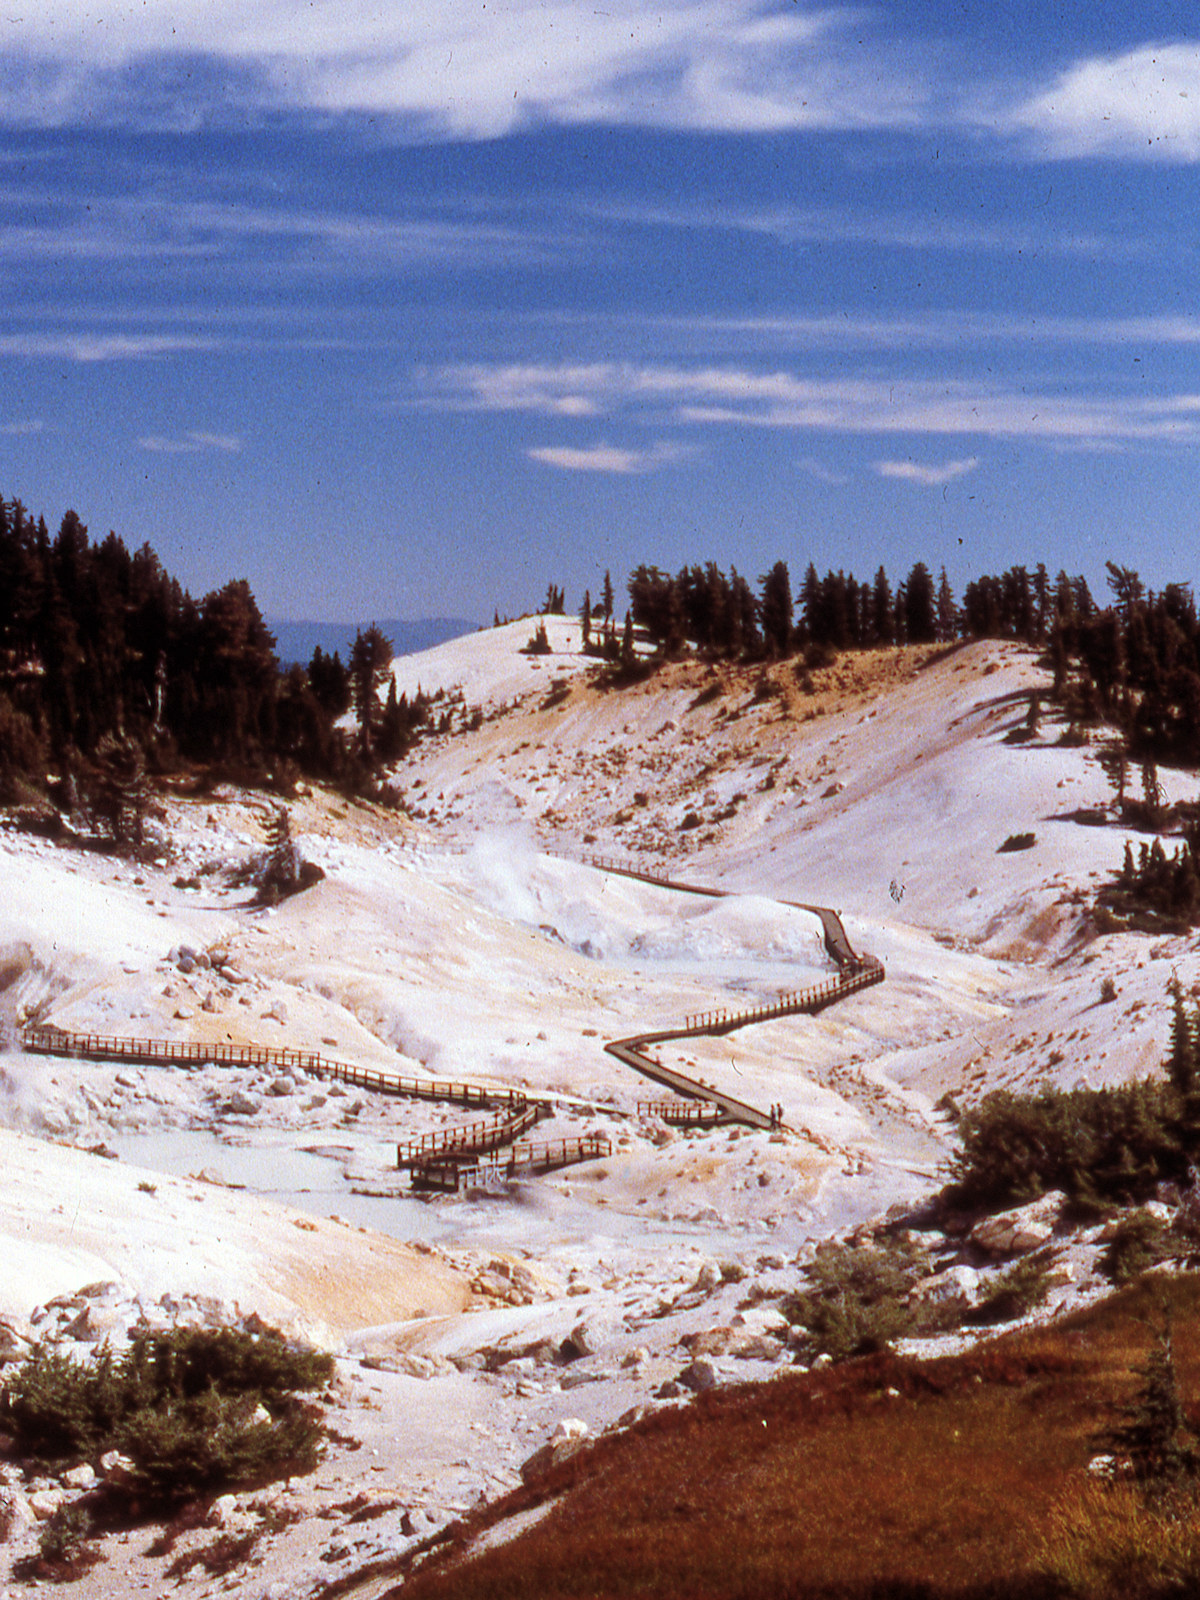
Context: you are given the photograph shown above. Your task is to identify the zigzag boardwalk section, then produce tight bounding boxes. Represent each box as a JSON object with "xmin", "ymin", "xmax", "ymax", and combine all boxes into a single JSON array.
[
  {"xmin": 586, "ymin": 855, "xmax": 885, "ymax": 1138},
  {"xmin": 396, "ymin": 1103, "xmax": 545, "ymax": 1168},
  {"xmin": 413, "ymin": 1133, "xmax": 613, "ymax": 1194}
]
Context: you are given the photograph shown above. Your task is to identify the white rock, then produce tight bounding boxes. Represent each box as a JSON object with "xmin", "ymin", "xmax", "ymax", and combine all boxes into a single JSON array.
[
  {"xmin": 211, "ymin": 1492, "xmax": 239, "ymax": 1526},
  {"xmin": 552, "ymin": 1418, "xmax": 590, "ymax": 1443},
  {"xmin": 911, "ymin": 1264, "xmax": 980, "ymax": 1306},
  {"xmin": 970, "ymin": 1192, "xmax": 1065, "ymax": 1255},
  {"xmin": 730, "ymin": 1333, "xmax": 783, "ymax": 1361},
  {"xmin": 28, "ymin": 1487, "xmax": 65, "ymax": 1520},
  {"xmin": 100, "ymin": 1450, "xmax": 136, "ymax": 1484},
  {"xmin": 63, "ymin": 1463, "xmax": 96, "ymax": 1490}
]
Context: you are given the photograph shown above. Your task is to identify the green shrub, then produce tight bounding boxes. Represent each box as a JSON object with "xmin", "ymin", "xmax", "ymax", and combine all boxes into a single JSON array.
[
  {"xmin": 1102, "ymin": 1212, "xmax": 1175, "ymax": 1285},
  {"xmin": 781, "ymin": 1239, "xmax": 947, "ymax": 1362},
  {"xmin": 948, "ymin": 1080, "xmax": 1190, "ymax": 1212},
  {"xmin": 118, "ymin": 1388, "xmax": 324, "ymax": 1504},
  {"xmin": 967, "ymin": 1255, "xmax": 1054, "ymax": 1326},
  {"xmin": 37, "ymin": 1502, "xmax": 95, "ymax": 1567},
  {"xmin": 0, "ymin": 1325, "xmax": 333, "ymax": 1511}
]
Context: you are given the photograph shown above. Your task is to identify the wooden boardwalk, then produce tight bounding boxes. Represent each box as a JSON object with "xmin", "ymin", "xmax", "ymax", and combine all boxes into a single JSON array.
[
  {"xmin": 583, "ymin": 855, "xmax": 885, "ymax": 1138},
  {"xmin": 21, "ymin": 855, "xmax": 884, "ymax": 1184},
  {"xmin": 412, "ymin": 1132, "xmax": 613, "ymax": 1193}
]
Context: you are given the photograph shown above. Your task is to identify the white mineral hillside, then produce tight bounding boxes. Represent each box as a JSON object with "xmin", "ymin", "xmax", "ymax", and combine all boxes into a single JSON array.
[{"xmin": 0, "ymin": 622, "xmax": 1191, "ymax": 1596}]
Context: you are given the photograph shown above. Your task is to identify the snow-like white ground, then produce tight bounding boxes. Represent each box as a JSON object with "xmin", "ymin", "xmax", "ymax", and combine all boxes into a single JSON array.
[{"xmin": 0, "ymin": 625, "xmax": 1195, "ymax": 1595}]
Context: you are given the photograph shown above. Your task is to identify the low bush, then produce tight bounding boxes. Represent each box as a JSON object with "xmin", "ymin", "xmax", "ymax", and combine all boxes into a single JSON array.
[
  {"xmin": 947, "ymin": 1079, "xmax": 1192, "ymax": 1212},
  {"xmin": 782, "ymin": 1239, "xmax": 953, "ymax": 1361},
  {"xmin": 0, "ymin": 1325, "xmax": 333, "ymax": 1511},
  {"xmin": 967, "ymin": 1255, "xmax": 1054, "ymax": 1326},
  {"xmin": 37, "ymin": 1502, "xmax": 96, "ymax": 1568},
  {"xmin": 1101, "ymin": 1212, "xmax": 1176, "ymax": 1285}
]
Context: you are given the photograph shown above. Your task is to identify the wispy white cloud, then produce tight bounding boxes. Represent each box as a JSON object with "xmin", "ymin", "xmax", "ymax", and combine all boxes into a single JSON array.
[
  {"xmin": 0, "ymin": 332, "xmax": 215, "ymax": 361},
  {"xmin": 137, "ymin": 430, "xmax": 241, "ymax": 455},
  {"xmin": 0, "ymin": 182, "xmax": 560, "ymax": 278},
  {"xmin": 0, "ymin": 418, "xmax": 44, "ymax": 436},
  {"xmin": 1011, "ymin": 43, "xmax": 1200, "ymax": 159},
  {"xmin": 527, "ymin": 440, "xmax": 691, "ymax": 474},
  {"xmin": 874, "ymin": 456, "xmax": 980, "ymax": 486},
  {"xmin": 3, "ymin": 2, "xmax": 932, "ymax": 137},
  {"xmin": 428, "ymin": 360, "xmax": 1200, "ymax": 446},
  {"xmin": 580, "ymin": 197, "xmax": 1132, "ymax": 260}
]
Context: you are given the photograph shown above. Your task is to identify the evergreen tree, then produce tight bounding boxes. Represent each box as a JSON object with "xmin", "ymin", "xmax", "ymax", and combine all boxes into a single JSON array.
[
  {"xmin": 903, "ymin": 561, "xmax": 937, "ymax": 644},
  {"xmin": 349, "ymin": 625, "xmax": 394, "ymax": 757},
  {"xmin": 760, "ymin": 560, "xmax": 793, "ymax": 657},
  {"xmin": 935, "ymin": 566, "xmax": 958, "ymax": 643},
  {"xmin": 307, "ymin": 647, "xmax": 351, "ymax": 718},
  {"xmin": 1168, "ymin": 978, "xmax": 1198, "ymax": 1097},
  {"xmin": 88, "ymin": 732, "xmax": 148, "ymax": 849},
  {"xmin": 602, "ymin": 570, "xmax": 614, "ymax": 623},
  {"xmin": 1142, "ymin": 759, "xmax": 1165, "ymax": 827},
  {"xmin": 1100, "ymin": 1313, "xmax": 1199, "ymax": 1498},
  {"xmin": 580, "ymin": 589, "xmax": 592, "ymax": 650},
  {"xmin": 871, "ymin": 566, "xmax": 893, "ymax": 646},
  {"xmin": 620, "ymin": 610, "xmax": 635, "ymax": 667}
]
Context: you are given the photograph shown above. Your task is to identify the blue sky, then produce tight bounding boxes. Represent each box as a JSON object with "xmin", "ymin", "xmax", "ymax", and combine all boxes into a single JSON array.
[{"xmin": 4, "ymin": 3, "xmax": 1200, "ymax": 623}]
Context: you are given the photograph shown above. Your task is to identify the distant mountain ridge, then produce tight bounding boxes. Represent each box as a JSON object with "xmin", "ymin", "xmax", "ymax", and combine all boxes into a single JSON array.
[{"xmin": 268, "ymin": 617, "xmax": 478, "ymax": 667}]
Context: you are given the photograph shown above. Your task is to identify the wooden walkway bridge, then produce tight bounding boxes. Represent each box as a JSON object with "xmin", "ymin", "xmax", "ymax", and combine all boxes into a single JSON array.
[
  {"xmin": 582, "ymin": 855, "xmax": 885, "ymax": 1140},
  {"xmin": 411, "ymin": 1132, "xmax": 613, "ymax": 1193}
]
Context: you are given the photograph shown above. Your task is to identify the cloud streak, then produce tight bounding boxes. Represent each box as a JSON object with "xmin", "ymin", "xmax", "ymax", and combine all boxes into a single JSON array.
[
  {"xmin": 428, "ymin": 361, "xmax": 1200, "ymax": 447},
  {"xmin": 4, "ymin": 2, "xmax": 931, "ymax": 137},
  {"xmin": 527, "ymin": 440, "xmax": 691, "ymax": 474},
  {"xmin": 875, "ymin": 456, "xmax": 980, "ymax": 486},
  {"xmin": 137, "ymin": 431, "xmax": 241, "ymax": 455}
]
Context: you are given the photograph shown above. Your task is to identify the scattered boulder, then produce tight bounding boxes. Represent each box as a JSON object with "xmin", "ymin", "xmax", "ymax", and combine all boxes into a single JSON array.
[
  {"xmin": 100, "ymin": 1450, "xmax": 136, "ymax": 1487},
  {"xmin": 551, "ymin": 1418, "xmax": 589, "ymax": 1444},
  {"xmin": 27, "ymin": 1487, "xmax": 66, "ymax": 1521},
  {"xmin": 520, "ymin": 1429, "xmax": 589, "ymax": 1484},
  {"xmin": 910, "ymin": 1264, "xmax": 980, "ymax": 1309},
  {"xmin": 0, "ymin": 1486, "xmax": 35, "ymax": 1533},
  {"xmin": 678, "ymin": 1357, "xmax": 720, "ymax": 1393},
  {"xmin": 970, "ymin": 1192, "xmax": 1065, "ymax": 1256}
]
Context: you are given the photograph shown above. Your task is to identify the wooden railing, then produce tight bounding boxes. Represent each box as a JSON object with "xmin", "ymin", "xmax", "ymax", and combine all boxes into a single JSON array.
[
  {"xmin": 396, "ymin": 1102, "xmax": 543, "ymax": 1167},
  {"xmin": 25, "ymin": 852, "xmax": 885, "ymax": 1186},
  {"xmin": 683, "ymin": 960, "xmax": 884, "ymax": 1035},
  {"xmin": 20, "ymin": 1026, "xmax": 546, "ymax": 1113},
  {"xmin": 411, "ymin": 1132, "xmax": 612, "ymax": 1192},
  {"xmin": 637, "ymin": 1099, "xmax": 724, "ymax": 1124}
]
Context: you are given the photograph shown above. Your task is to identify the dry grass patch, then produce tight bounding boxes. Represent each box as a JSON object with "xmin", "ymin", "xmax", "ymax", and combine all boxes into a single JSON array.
[{"xmin": 397, "ymin": 1277, "xmax": 1200, "ymax": 1600}]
